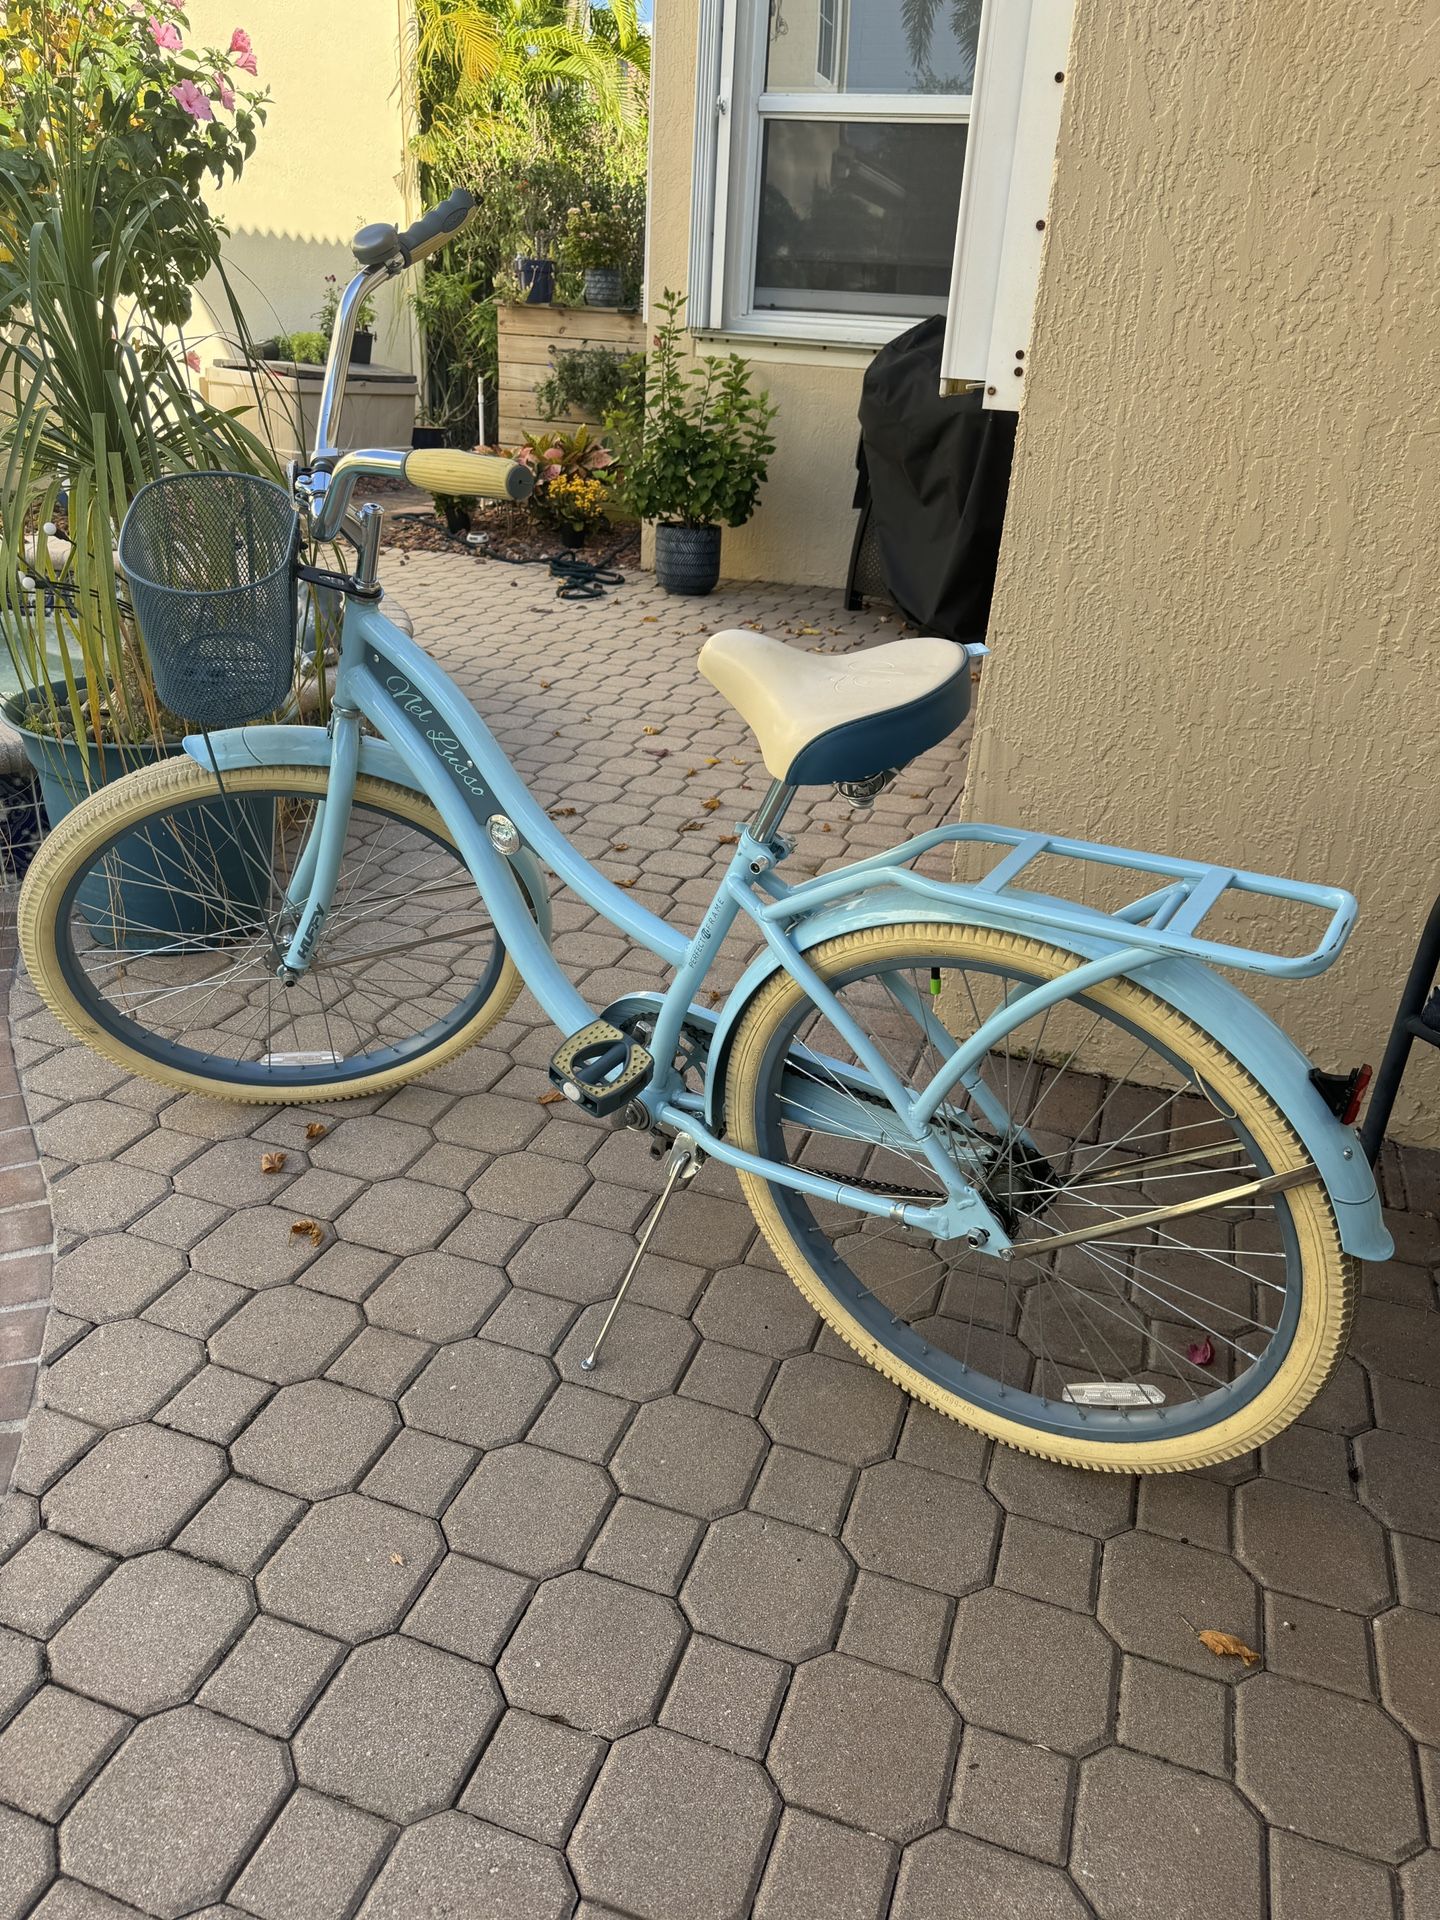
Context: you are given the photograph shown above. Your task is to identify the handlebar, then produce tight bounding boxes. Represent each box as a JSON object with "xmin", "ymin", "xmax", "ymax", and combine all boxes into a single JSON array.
[
  {"xmin": 403, "ymin": 448, "xmax": 536, "ymax": 502},
  {"xmin": 351, "ymin": 189, "xmax": 476, "ymax": 272}
]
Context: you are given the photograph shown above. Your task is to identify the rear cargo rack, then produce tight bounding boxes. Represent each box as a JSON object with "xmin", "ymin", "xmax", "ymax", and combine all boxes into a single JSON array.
[{"xmin": 764, "ymin": 823, "xmax": 1359, "ymax": 981}]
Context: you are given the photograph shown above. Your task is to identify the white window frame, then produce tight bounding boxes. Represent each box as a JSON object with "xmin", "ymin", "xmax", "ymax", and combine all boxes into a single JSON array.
[
  {"xmin": 940, "ymin": 0, "xmax": 1076, "ymax": 407},
  {"xmin": 688, "ymin": 0, "xmax": 974, "ymax": 347}
]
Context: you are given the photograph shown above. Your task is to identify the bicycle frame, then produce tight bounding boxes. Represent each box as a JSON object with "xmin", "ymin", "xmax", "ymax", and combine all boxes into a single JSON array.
[{"xmin": 267, "ymin": 596, "xmax": 1007, "ymax": 1243}]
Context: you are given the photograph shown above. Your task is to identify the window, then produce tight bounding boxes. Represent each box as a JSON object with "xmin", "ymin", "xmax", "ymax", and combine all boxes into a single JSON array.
[
  {"xmin": 689, "ymin": 0, "xmax": 1077, "ymax": 407},
  {"xmin": 690, "ymin": 0, "xmax": 984, "ymax": 345}
]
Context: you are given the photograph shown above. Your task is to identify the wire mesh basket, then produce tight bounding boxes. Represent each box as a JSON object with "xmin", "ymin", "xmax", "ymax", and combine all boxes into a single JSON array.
[{"xmin": 118, "ymin": 472, "xmax": 300, "ymax": 729}]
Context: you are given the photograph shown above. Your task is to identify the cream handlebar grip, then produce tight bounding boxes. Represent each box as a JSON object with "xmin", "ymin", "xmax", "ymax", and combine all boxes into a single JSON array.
[{"xmin": 402, "ymin": 449, "xmax": 536, "ymax": 503}]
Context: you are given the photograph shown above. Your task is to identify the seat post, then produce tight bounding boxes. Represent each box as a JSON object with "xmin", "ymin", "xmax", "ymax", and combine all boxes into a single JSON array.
[{"xmin": 748, "ymin": 780, "xmax": 797, "ymax": 845}]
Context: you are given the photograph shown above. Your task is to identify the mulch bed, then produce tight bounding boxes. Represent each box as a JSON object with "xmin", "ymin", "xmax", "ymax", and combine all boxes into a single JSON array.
[{"xmin": 372, "ymin": 492, "xmax": 641, "ymax": 572}]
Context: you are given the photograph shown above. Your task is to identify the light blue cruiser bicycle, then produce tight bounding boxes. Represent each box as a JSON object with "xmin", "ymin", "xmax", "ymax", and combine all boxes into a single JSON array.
[{"xmin": 19, "ymin": 191, "xmax": 1391, "ymax": 1472}]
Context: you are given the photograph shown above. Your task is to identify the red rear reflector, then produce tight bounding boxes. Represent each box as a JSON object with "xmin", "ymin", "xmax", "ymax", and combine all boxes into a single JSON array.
[{"xmin": 1343, "ymin": 1064, "xmax": 1373, "ymax": 1127}]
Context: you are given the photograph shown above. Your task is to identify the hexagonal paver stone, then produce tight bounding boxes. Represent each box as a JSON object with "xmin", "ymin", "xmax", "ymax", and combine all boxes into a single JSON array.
[
  {"xmin": 460, "ymin": 1709, "xmax": 606, "ymax": 1846},
  {"xmin": 294, "ymin": 1633, "xmax": 500, "ymax": 1821},
  {"xmin": 49, "ymin": 1551, "xmax": 253, "ymax": 1715},
  {"xmin": 1072, "ymin": 1747, "xmax": 1261, "ymax": 1920},
  {"xmin": 231, "ymin": 1380, "xmax": 398, "ymax": 1499},
  {"xmin": 1235, "ymin": 1479, "xmax": 1391, "ymax": 1612},
  {"xmin": 1401, "ymin": 1850, "xmax": 1440, "ymax": 1920},
  {"xmin": 571, "ymin": 1727, "xmax": 778, "ymax": 1920},
  {"xmin": 693, "ymin": 1264, "xmax": 820, "ymax": 1357},
  {"xmin": 43, "ymin": 1320, "xmax": 202, "ymax": 1428},
  {"xmin": 228, "ymin": 1788, "xmax": 393, "ymax": 1920},
  {"xmin": 191, "ymin": 1206, "xmax": 326, "ymax": 1287},
  {"xmin": 364, "ymin": 1250, "xmax": 506, "ymax": 1342},
  {"xmin": 843, "ymin": 1459, "xmax": 998, "ymax": 1597},
  {"xmin": 52, "ymin": 1163, "xmax": 168, "ymax": 1234},
  {"xmin": 1375, "ymin": 1607, "xmax": 1440, "ymax": 1744},
  {"xmin": 753, "ymin": 1809, "xmax": 896, "ymax": 1920},
  {"xmin": 945, "ymin": 1587, "xmax": 1115, "ymax": 1755},
  {"xmin": 761, "ymin": 1354, "xmax": 905, "ymax": 1465},
  {"xmin": 1356, "ymin": 1428, "xmax": 1440, "ymax": 1540},
  {"xmin": 51, "ymin": 1236, "xmax": 185, "ymax": 1324},
  {"xmin": 769, "ymin": 1654, "xmax": 957, "ymax": 1841},
  {"xmin": 498, "ymin": 1569, "xmax": 685, "ymax": 1737},
  {"xmin": 681, "ymin": 1511, "xmax": 852, "ymax": 1662},
  {"xmin": 357, "ymin": 1810, "xmax": 574, "ymax": 1920},
  {"xmin": 1348, "ymin": 1297, "xmax": 1440, "ymax": 1386},
  {"xmin": 310, "ymin": 1114, "xmax": 431, "ymax": 1180},
  {"xmin": 611, "ymin": 1396, "xmax": 767, "ymax": 1519},
  {"xmin": 59, "ymin": 1706, "xmax": 289, "ymax": 1919},
  {"xmin": 207, "ymin": 1288, "xmax": 361, "ymax": 1385},
  {"xmin": 257, "ymin": 1494, "xmax": 442, "ymax": 1641},
  {"xmin": 0, "ymin": 1625, "xmax": 44, "ymax": 1724},
  {"xmin": 0, "ymin": 1804, "xmax": 55, "ymax": 1918},
  {"xmin": 986, "ymin": 1447, "xmax": 1135, "ymax": 1538},
  {"xmin": 470, "ymin": 1151, "xmax": 592, "ymax": 1222},
  {"xmin": 556, "ymin": 1303, "xmax": 698, "ymax": 1401},
  {"xmin": 42, "ymin": 1423, "xmax": 226, "ymax": 1557},
  {"xmin": 1269, "ymin": 1832, "xmax": 1398, "ymax": 1920},
  {"xmin": 336, "ymin": 1179, "xmax": 468, "ymax": 1256},
  {"xmin": 0, "ymin": 1684, "xmax": 128, "ymax": 1824},
  {"xmin": 1236, "ymin": 1673, "xmax": 1422, "ymax": 1862},
  {"xmin": 402, "ymin": 1339, "xmax": 554, "ymax": 1447},
  {"xmin": 433, "ymin": 1092, "xmax": 546, "ymax": 1154},
  {"xmin": 1098, "ymin": 1531, "xmax": 1259, "ymax": 1677},
  {"xmin": 892, "ymin": 1830, "xmax": 1090, "ymax": 1920},
  {"xmin": 442, "ymin": 1444, "xmax": 612, "ymax": 1574}
]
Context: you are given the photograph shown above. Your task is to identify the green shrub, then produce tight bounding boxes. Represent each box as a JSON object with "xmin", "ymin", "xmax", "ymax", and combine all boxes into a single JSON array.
[{"xmin": 534, "ymin": 345, "xmax": 641, "ymax": 423}]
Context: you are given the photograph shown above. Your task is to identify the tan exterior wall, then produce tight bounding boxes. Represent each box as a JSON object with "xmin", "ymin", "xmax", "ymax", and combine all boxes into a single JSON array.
[
  {"xmin": 649, "ymin": 0, "xmax": 873, "ymax": 587},
  {"xmin": 960, "ymin": 2, "xmax": 1440, "ymax": 1144},
  {"xmin": 187, "ymin": 1, "xmax": 419, "ymax": 374}
]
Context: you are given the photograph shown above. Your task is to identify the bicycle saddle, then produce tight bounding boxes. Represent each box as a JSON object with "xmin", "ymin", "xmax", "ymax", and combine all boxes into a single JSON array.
[{"xmin": 698, "ymin": 628, "xmax": 972, "ymax": 785}]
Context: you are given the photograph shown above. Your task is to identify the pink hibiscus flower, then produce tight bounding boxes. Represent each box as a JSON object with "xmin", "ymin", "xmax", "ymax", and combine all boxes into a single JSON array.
[
  {"xmin": 214, "ymin": 73, "xmax": 236, "ymax": 110},
  {"xmin": 148, "ymin": 17, "xmax": 182, "ymax": 49},
  {"xmin": 170, "ymin": 79, "xmax": 214, "ymax": 122},
  {"xmin": 229, "ymin": 27, "xmax": 257, "ymax": 74}
]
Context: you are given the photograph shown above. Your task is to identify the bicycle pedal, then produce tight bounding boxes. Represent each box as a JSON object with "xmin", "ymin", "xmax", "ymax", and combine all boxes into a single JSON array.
[{"xmin": 550, "ymin": 1019, "xmax": 654, "ymax": 1117}]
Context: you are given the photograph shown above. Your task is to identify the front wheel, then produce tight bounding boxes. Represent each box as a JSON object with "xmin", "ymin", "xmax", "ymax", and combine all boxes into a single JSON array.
[
  {"xmin": 725, "ymin": 921, "xmax": 1354, "ymax": 1473},
  {"xmin": 19, "ymin": 757, "xmax": 526, "ymax": 1102}
]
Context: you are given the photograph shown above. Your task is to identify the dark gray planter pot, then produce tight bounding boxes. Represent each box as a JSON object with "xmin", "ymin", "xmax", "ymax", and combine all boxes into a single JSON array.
[
  {"xmin": 654, "ymin": 523, "xmax": 721, "ymax": 597},
  {"xmin": 583, "ymin": 266, "xmax": 624, "ymax": 307}
]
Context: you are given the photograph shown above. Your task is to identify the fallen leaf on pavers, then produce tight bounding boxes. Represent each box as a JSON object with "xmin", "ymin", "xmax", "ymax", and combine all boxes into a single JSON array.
[
  {"xmin": 704, "ymin": 757, "xmax": 720, "ymax": 767},
  {"xmin": 821, "ymin": 822, "xmax": 832, "ymax": 833},
  {"xmin": 717, "ymin": 834, "xmax": 738, "ymax": 846},
  {"xmin": 1196, "ymin": 1629, "xmax": 1260, "ymax": 1667},
  {"xmin": 611, "ymin": 841, "xmax": 629, "ymax": 852},
  {"xmin": 701, "ymin": 796, "xmax": 721, "ymax": 811},
  {"xmin": 289, "ymin": 1219, "xmax": 326, "ymax": 1247},
  {"xmin": 642, "ymin": 616, "xmax": 658, "ymax": 623},
  {"xmin": 549, "ymin": 806, "xmax": 578, "ymax": 819},
  {"xmin": 539, "ymin": 680, "xmax": 551, "ymax": 690},
  {"xmin": 260, "ymin": 1152, "xmax": 286, "ymax": 1174},
  {"xmin": 702, "ymin": 988, "xmax": 725, "ymax": 1006},
  {"xmin": 684, "ymin": 767, "xmax": 697, "ymax": 778},
  {"xmin": 642, "ymin": 724, "xmax": 661, "ymax": 734},
  {"xmin": 538, "ymin": 1090, "xmax": 566, "ymax": 1105},
  {"xmin": 796, "ymin": 625, "xmax": 821, "ymax": 636},
  {"xmin": 1187, "ymin": 1337, "xmax": 1216, "ymax": 1366},
  {"xmin": 616, "ymin": 877, "xmax": 636, "ymax": 888},
  {"xmin": 644, "ymin": 747, "xmax": 670, "ymax": 758},
  {"xmin": 390, "ymin": 1552, "xmax": 406, "ymax": 1566},
  {"xmin": 678, "ymin": 821, "xmax": 700, "ymax": 833},
  {"xmin": 304, "ymin": 1123, "xmax": 328, "ymax": 1141}
]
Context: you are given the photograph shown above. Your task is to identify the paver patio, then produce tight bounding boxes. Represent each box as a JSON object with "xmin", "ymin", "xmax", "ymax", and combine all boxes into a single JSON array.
[{"xmin": 0, "ymin": 547, "xmax": 1438, "ymax": 1919}]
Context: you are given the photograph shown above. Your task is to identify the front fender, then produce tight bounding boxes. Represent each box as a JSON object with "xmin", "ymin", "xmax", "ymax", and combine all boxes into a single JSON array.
[
  {"xmin": 706, "ymin": 883, "xmax": 1390, "ymax": 1261},
  {"xmin": 182, "ymin": 724, "xmax": 553, "ymax": 947}
]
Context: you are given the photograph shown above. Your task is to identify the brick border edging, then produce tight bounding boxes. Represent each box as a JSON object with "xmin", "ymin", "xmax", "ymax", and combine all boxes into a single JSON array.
[{"xmin": 0, "ymin": 903, "xmax": 53, "ymax": 1492}]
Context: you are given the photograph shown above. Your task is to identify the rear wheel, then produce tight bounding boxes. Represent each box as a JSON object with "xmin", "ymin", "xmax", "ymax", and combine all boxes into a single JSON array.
[
  {"xmin": 19, "ymin": 758, "xmax": 525, "ymax": 1101},
  {"xmin": 725, "ymin": 921, "xmax": 1353, "ymax": 1472}
]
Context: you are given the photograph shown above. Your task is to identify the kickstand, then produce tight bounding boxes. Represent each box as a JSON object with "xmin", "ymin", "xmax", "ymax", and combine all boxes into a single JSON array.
[{"xmin": 581, "ymin": 1132, "xmax": 701, "ymax": 1373}]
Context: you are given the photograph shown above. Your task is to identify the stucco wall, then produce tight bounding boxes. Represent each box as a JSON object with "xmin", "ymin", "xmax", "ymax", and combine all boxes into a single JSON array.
[
  {"xmin": 649, "ymin": 0, "xmax": 873, "ymax": 586},
  {"xmin": 187, "ymin": 1, "xmax": 419, "ymax": 373},
  {"xmin": 961, "ymin": 2, "xmax": 1440, "ymax": 1144}
]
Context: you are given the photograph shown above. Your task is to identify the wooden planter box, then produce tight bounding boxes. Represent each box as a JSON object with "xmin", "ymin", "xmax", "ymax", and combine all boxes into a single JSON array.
[
  {"xmin": 202, "ymin": 359, "xmax": 418, "ymax": 466},
  {"xmin": 497, "ymin": 302, "xmax": 645, "ymax": 446}
]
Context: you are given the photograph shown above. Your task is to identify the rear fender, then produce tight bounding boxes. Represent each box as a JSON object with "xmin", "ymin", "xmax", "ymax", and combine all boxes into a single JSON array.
[
  {"xmin": 181, "ymin": 725, "xmax": 553, "ymax": 946},
  {"xmin": 705, "ymin": 884, "xmax": 1390, "ymax": 1261}
]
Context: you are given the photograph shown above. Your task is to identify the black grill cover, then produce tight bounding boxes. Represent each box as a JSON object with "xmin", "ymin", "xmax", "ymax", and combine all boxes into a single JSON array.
[{"xmin": 855, "ymin": 316, "xmax": 1016, "ymax": 644}]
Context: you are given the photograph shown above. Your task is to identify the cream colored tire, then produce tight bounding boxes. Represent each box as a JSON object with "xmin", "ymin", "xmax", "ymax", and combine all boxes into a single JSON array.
[
  {"xmin": 18, "ymin": 757, "xmax": 524, "ymax": 1103},
  {"xmin": 725, "ymin": 921, "xmax": 1354, "ymax": 1473}
]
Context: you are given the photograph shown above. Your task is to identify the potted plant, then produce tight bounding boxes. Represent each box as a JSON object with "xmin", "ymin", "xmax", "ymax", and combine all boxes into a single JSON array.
[
  {"xmin": 513, "ymin": 227, "xmax": 556, "ymax": 305},
  {"xmin": 0, "ymin": 25, "xmax": 280, "ymax": 823},
  {"xmin": 606, "ymin": 291, "xmax": 777, "ymax": 596},
  {"xmin": 318, "ymin": 273, "xmax": 376, "ymax": 363},
  {"xmin": 543, "ymin": 472, "xmax": 610, "ymax": 548},
  {"xmin": 563, "ymin": 201, "xmax": 630, "ymax": 307},
  {"xmin": 411, "ymin": 410, "xmax": 449, "ymax": 451}
]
